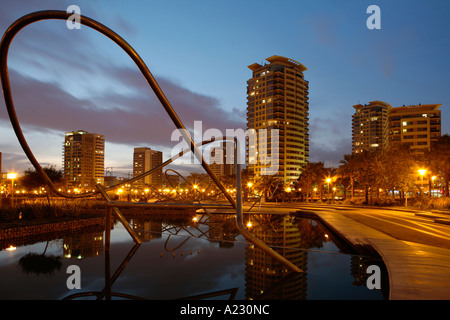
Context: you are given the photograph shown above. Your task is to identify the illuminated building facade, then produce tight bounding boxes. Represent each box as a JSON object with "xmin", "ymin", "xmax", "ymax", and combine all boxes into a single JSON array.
[
  {"xmin": 133, "ymin": 147, "xmax": 163, "ymax": 187},
  {"xmin": 63, "ymin": 130, "xmax": 105, "ymax": 189},
  {"xmin": 246, "ymin": 55, "xmax": 309, "ymax": 185},
  {"xmin": 352, "ymin": 101, "xmax": 391, "ymax": 154},
  {"xmin": 210, "ymin": 141, "xmax": 236, "ymax": 178},
  {"xmin": 389, "ymin": 104, "xmax": 441, "ymax": 152}
]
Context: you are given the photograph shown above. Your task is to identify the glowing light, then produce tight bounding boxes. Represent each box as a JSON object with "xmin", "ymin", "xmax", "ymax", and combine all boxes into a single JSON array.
[
  {"xmin": 7, "ymin": 173, "xmax": 17, "ymax": 180},
  {"xmin": 418, "ymin": 169, "xmax": 427, "ymax": 176},
  {"xmin": 246, "ymin": 221, "xmax": 253, "ymax": 228},
  {"xmin": 6, "ymin": 245, "xmax": 16, "ymax": 251}
]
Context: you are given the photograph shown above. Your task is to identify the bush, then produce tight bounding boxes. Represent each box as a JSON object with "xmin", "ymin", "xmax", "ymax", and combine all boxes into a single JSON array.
[
  {"xmin": 0, "ymin": 199, "xmax": 104, "ymax": 221},
  {"xmin": 426, "ymin": 197, "xmax": 450, "ymax": 210}
]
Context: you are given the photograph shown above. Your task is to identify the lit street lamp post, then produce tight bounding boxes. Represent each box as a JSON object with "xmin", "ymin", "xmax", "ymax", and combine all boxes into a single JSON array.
[
  {"xmin": 418, "ymin": 169, "xmax": 427, "ymax": 197},
  {"xmin": 7, "ymin": 173, "xmax": 17, "ymax": 207},
  {"xmin": 431, "ymin": 176, "xmax": 437, "ymax": 197},
  {"xmin": 326, "ymin": 178, "xmax": 331, "ymax": 202},
  {"xmin": 247, "ymin": 182, "xmax": 253, "ymax": 201}
]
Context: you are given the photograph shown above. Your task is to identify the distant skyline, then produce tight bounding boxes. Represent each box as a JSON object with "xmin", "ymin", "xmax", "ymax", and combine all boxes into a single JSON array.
[{"xmin": 1, "ymin": 0, "xmax": 449, "ymax": 177}]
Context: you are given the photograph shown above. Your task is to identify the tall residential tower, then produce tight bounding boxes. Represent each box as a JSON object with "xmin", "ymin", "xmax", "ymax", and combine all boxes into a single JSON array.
[
  {"xmin": 246, "ymin": 55, "xmax": 309, "ymax": 185},
  {"xmin": 63, "ymin": 130, "xmax": 105, "ymax": 190},
  {"xmin": 133, "ymin": 147, "xmax": 163, "ymax": 188},
  {"xmin": 352, "ymin": 101, "xmax": 391, "ymax": 154}
]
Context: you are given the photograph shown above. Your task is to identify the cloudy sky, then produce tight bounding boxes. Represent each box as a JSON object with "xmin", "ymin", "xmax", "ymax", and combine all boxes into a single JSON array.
[{"xmin": 1, "ymin": 0, "xmax": 449, "ymax": 177}]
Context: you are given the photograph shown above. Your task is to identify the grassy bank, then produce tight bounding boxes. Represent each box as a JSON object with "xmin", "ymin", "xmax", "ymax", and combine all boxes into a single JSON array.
[{"xmin": 0, "ymin": 199, "xmax": 105, "ymax": 222}]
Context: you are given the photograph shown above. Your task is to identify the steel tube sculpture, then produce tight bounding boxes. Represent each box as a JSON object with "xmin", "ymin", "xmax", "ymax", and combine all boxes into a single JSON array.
[
  {"xmin": 0, "ymin": 11, "xmax": 301, "ymax": 273},
  {"xmin": 0, "ymin": 10, "xmax": 234, "ymax": 207}
]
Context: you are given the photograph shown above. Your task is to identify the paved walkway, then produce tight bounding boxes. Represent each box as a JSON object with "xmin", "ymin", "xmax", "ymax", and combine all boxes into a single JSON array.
[
  {"xmin": 310, "ymin": 209, "xmax": 450, "ymax": 299},
  {"xmin": 244, "ymin": 203, "xmax": 450, "ymax": 300}
]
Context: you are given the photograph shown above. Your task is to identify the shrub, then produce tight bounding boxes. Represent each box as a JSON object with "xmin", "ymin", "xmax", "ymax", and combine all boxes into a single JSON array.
[
  {"xmin": 427, "ymin": 197, "xmax": 450, "ymax": 210},
  {"xmin": 0, "ymin": 199, "xmax": 104, "ymax": 221}
]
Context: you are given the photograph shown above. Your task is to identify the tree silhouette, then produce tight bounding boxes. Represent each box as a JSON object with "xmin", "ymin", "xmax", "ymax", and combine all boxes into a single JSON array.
[{"xmin": 429, "ymin": 134, "xmax": 450, "ymax": 196}]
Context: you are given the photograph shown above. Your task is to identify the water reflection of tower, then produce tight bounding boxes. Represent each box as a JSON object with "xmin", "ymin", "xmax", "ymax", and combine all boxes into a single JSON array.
[
  {"xmin": 245, "ymin": 216, "xmax": 307, "ymax": 300},
  {"xmin": 63, "ymin": 232, "xmax": 104, "ymax": 259},
  {"xmin": 132, "ymin": 218, "xmax": 162, "ymax": 242},
  {"xmin": 207, "ymin": 215, "xmax": 239, "ymax": 248}
]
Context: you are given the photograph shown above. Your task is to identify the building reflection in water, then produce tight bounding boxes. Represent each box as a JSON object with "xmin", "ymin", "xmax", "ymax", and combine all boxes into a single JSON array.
[
  {"xmin": 207, "ymin": 214, "xmax": 239, "ymax": 248},
  {"xmin": 132, "ymin": 218, "xmax": 162, "ymax": 242},
  {"xmin": 245, "ymin": 215, "xmax": 308, "ymax": 300},
  {"xmin": 63, "ymin": 232, "xmax": 104, "ymax": 260},
  {"xmin": 53, "ymin": 212, "xmax": 387, "ymax": 300}
]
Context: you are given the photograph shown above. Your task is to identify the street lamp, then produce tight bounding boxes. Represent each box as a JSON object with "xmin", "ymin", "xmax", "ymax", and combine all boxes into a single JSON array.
[
  {"xmin": 326, "ymin": 178, "xmax": 331, "ymax": 201},
  {"xmin": 247, "ymin": 182, "xmax": 253, "ymax": 201},
  {"xmin": 7, "ymin": 173, "xmax": 17, "ymax": 207},
  {"xmin": 431, "ymin": 176, "xmax": 437, "ymax": 197},
  {"xmin": 418, "ymin": 169, "xmax": 427, "ymax": 196}
]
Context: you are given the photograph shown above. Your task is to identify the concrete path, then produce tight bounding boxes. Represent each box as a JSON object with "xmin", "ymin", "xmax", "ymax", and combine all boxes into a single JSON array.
[{"xmin": 367, "ymin": 238, "xmax": 450, "ymax": 300}]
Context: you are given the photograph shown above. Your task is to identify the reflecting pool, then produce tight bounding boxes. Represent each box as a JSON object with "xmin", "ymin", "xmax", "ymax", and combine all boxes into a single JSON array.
[{"xmin": 0, "ymin": 213, "xmax": 389, "ymax": 300}]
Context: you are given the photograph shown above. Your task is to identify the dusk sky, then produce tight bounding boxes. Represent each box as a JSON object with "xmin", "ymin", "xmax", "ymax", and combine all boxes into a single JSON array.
[{"xmin": 1, "ymin": 0, "xmax": 449, "ymax": 177}]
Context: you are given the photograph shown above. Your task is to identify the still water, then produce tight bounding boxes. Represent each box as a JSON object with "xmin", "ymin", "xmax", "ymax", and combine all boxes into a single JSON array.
[{"xmin": 0, "ymin": 213, "xmax": 389, "ymax": 300}]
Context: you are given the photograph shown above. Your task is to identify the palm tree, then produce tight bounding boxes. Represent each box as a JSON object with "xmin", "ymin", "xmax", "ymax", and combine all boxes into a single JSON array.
[
  {"xmin": 297, "ymin": 162, "xmax": 326, "ymax": 202},
  {"xmin": 18, "ymin": 241, "xmax": 62, "ymax": 276},
  {"xmin": 21, "ymin": 165, "xmax": 65, "ymax": 204},
  {"xmin": 255, "ymin": 175, "xmax": 280, "ymax": 202},
  {"xmin": 338, "ymin": 154, "xmax": 359, "ymax": 201}
]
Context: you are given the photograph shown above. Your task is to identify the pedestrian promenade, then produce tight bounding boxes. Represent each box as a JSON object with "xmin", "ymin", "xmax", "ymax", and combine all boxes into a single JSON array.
[{"xmin": 303, "ymin": 208, "xmax": 450, "ymax": 300}]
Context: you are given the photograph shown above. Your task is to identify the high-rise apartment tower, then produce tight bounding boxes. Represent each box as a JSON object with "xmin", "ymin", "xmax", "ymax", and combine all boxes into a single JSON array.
[
  {"xmin": 63, "ymin": 130, "xmax": 105, "ymax": 189},
  {"xmin": 133, "ymin": 147, "xmax": 163, "ymax": 188},
  {"xmin": 352, "ymin": 101, "xmax": 391, "ymax": 154},
  {"xmin": 246, "ymin": 55, "xmax": 309, "ymax": 185}
]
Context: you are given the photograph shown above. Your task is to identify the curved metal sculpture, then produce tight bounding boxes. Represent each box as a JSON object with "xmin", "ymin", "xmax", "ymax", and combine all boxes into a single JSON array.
[
  {"xmin": 0, "ymin": 11, "xmax": 301, "ymax": 273},
  {"xmin": 0, "ymin": 10, "xmax": 234, "ymax": 207}
]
